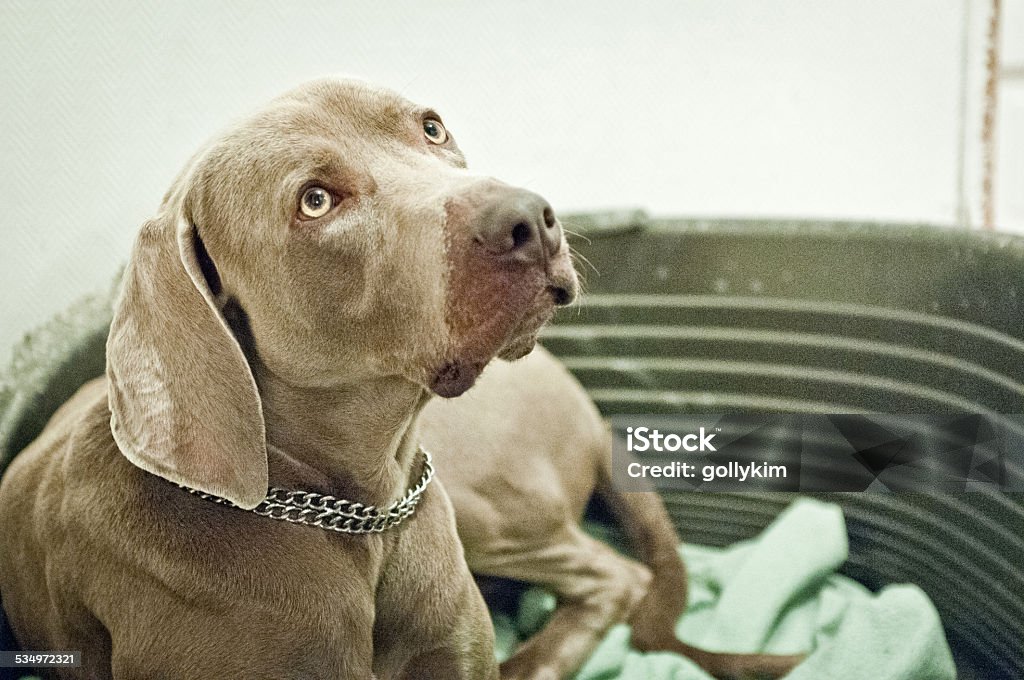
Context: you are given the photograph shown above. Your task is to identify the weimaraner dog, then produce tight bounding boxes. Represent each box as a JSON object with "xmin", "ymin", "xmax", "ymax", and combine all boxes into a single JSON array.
[
  {"xmin": 0, "ymin": 78, "xmax": 577, "ymax": 679},
  {"xmin": 425, "ymin": 347, "xmax": 804, "ymax": 680},
  {"xmin": 0, "ymin": 78, "xmax": 800, "ymax": 680}
]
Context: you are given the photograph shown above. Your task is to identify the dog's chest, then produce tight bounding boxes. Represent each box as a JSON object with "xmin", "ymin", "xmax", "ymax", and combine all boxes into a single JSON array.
[
  {"xmin": 181, "ymin": 489, "xmax": 468, "ymax": 666},
  {"xmin": 56, "ymin": 432, "xmax": 475, "ymax": 676}
]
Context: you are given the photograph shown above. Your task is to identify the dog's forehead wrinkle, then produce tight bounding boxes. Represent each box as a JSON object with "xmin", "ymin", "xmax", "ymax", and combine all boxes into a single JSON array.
[{"xmin": 268, "ymin": 80, "xmax": 418, "ymax": 143}]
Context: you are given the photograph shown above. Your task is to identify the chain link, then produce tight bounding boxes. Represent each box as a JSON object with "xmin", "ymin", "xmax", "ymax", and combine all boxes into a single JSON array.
[{"xmin": 178, "ymin": 447, "xmax": 434, "ymax": 534}]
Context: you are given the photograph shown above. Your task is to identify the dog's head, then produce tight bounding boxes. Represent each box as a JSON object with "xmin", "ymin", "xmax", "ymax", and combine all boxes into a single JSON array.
[{"xmin": 106, "ymin": 78, "xmax": 578, "ymax": 507}]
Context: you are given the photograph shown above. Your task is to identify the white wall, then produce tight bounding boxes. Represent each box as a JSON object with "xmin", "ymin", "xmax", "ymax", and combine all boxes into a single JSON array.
[
  {"xmin": 997, "ymin": 0, "xmax": 1024, "ymax": 230},
  {"xmin": 1, "ymin": 0, "xmax": 1020, "ymax": 362}
]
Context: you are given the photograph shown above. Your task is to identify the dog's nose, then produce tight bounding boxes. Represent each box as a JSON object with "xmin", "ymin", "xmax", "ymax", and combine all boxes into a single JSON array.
[{"xmin": 475, "ymin": 188, "xmax": 563, "ymax": 264}]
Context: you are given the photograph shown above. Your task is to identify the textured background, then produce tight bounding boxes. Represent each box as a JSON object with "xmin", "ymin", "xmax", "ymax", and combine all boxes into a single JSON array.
[{"xmin": 1, "ymin": 0, "xmax": 1021, "ymax": 363}]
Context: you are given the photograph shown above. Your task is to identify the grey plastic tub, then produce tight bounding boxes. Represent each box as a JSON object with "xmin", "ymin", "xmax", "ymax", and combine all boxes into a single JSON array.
[
  {"xmin": 546, "ymin": 213, "xmax": 1024, "ymax": 680},
  {"xmin": 2, "ymin": 214, "xmax": 1023, "ymax": 678}
]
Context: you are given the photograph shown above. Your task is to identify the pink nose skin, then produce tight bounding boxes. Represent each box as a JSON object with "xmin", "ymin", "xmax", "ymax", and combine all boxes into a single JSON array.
[{"xmin": 474, "ymin": 188, "xmax": 563, "ymax": 266}]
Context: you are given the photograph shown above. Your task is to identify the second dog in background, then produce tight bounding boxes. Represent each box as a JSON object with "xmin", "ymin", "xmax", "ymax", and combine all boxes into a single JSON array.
[{"xmin": 425, "ymin": 346, "xmax": 805, "ymax": 680}]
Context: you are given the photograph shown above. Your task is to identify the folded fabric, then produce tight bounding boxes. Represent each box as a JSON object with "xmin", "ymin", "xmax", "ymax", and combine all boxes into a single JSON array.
[{"xmin": 494, "ymin": 498, "xmax": 956, "ymax": 680}]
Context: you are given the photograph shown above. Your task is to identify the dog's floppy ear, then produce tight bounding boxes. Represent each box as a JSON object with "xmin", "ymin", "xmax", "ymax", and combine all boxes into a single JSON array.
[{"xmin": 106, "ymin": 196, "xmax": 268, "ymax": 509}]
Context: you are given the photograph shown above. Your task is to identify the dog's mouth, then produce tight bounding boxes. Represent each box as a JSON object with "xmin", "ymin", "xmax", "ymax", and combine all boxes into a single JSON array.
[
  {"xmin": 428, "ymin": 320, "xmax": 548, "ymax": 398},
  {"xmin": 497, "ymin": 301, "xmax": 555, "ymax": 359},
  {"xmin": 428, "ymin": 288, "xmax": 562, "ymax": 398},
  {"xmin": 428, "ymin": 239, "xmax": 578, "ymax": 399}
]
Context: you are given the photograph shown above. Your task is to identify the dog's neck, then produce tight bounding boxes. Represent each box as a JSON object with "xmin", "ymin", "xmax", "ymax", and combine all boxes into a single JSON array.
[{"xmin": 254, "ymin": 367, "xmax": 431, "ymax": 508}]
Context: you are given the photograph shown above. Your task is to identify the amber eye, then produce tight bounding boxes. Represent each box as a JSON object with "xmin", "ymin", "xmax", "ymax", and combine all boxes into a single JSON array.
[
  {"xmin": 423, "ymin": 118, "xmax": 448, "ymax": 145},
  {"xmin": 299, "ymin": 187, "xmax": 333, "ymax": 218}
]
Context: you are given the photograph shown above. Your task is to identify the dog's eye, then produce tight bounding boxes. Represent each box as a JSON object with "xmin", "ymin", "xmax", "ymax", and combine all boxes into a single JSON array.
[
  {"xmin": 423, "ymin": 118, "xmax": 448, "ymax": 145},
  {"xmin": 299, "ymin": 187, "xmax": 333, "ymax": 218}
]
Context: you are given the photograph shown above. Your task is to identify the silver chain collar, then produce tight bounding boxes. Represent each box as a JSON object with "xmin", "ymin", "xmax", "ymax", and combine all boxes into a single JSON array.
[{"xmin": 179, "ymin": 447, "xmax": 435, "ymax": 534}]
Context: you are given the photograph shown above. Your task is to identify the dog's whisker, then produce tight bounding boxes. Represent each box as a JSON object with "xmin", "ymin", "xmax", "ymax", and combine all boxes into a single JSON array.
[
  {"xmin": 561, "ymin": 226, "xmax": 592, "ymax": 246},
  {"xmin": 570, "ymin": 248, "xmax": 599, "ymax": 276}
]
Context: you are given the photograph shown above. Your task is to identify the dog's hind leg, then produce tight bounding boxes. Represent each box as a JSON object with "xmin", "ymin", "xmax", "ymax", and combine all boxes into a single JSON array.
[{"xmin": 469, "ymin": 525, "xmax": 652, "ymax": 680}]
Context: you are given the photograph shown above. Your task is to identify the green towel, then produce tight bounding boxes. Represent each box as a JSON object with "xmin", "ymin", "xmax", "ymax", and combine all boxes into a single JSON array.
[{"xmin": 494, "ymin": 498, "xmax": 956, "ymax": 680}]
